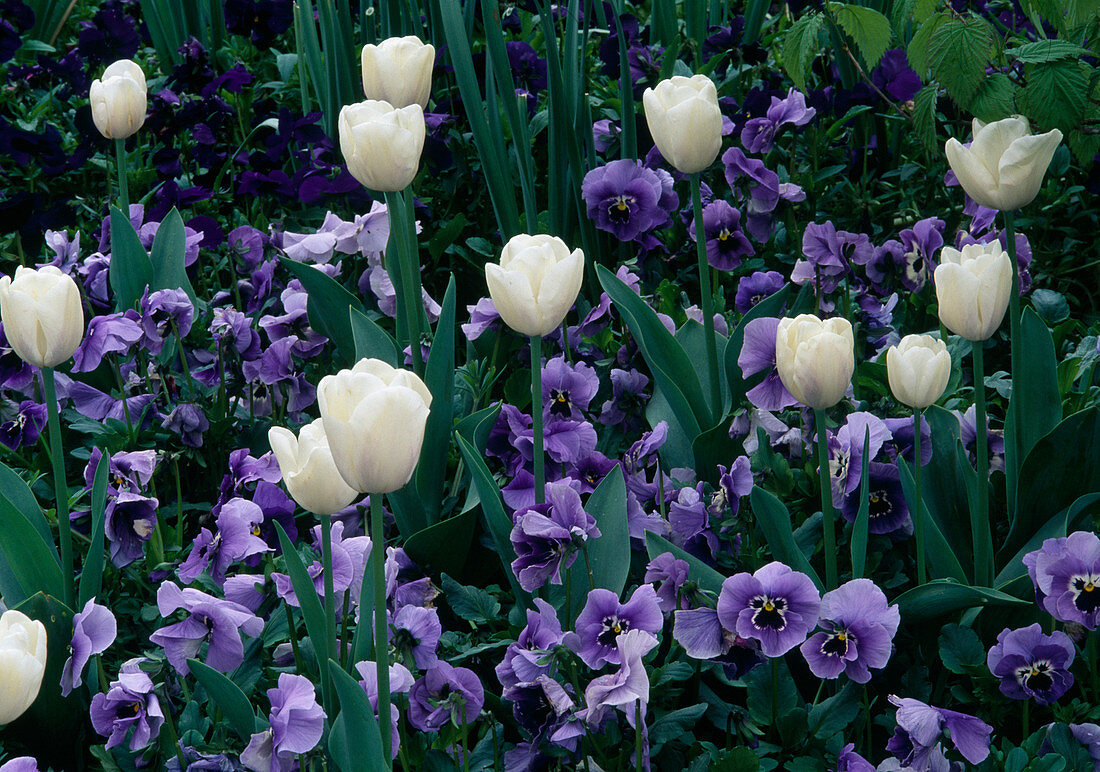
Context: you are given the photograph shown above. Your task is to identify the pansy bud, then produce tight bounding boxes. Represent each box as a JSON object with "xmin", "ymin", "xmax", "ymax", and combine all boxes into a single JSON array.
[
  {"xmin": 361, "ymin": 35, "xmax": 435, "ymax": 109},
  {"xmin": 339, "ymin": 100, "xmax": 426, "ymax": 192},
  {"xmin": 89, "ymin": 59, "xmax": 147, "ymax": 140},
  {"xmin": 934, "ymin": 242, "xmax": 1012, "ymax": 342},
  {"xmin": 642, "ymin": 75, "xmax": 723, "ymax": 174},
  {"xmin": 774, "ymin": 314, "xmax": 854, "ymax": 410},
  {"xmin": 886, "ymin": 334, "xmax": 951, "ymax": 409},
  {"xmin": 0, "ymin": 610, "xmax": 47, "ymax": 725},
  {"xmin": 0, "ymin": 266, "xmax": 84, "ymax": 368},
  {"xmin": 484, "ymin": 234, "xmax": 584, "ymax": 338}
]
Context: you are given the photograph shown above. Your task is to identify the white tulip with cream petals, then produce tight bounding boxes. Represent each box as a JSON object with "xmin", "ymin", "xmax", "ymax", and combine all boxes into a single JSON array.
[
  {"xmin": 339, "ymin": 100, "xmax": 426, "ymax": 192},
  {"xmin": 0, "ymin": 609, "xmax": 47, "ymax": 725},
  {"xmin": 89, "ymin": 59, "xmax": 147, "ymax": 140},
  {"xmin": 934, "ymin": 242, "xmax": 1012, "ymax": 342},
  {"xmin": 269, "ymin": 420, "xmax": 359, "ymax": 515},
  {"xmin": 642, "ymin": 75, "xmax": 723, "ymax": 174},
  {"xmin": 0, "ymin": 265, "xmax": 84, "ymax": 369},
  {"xmin": 318, "ymin": 359, "xmax": 432, "ymax": 494},
  {"xmin": 886, "ymin": 335, "xmax": 951, "ymax": 409},
  {"xmin": 774, "ymin": 315, "xmax": 854, "ymax": 410},
  {"xmin": 485, "ymin": 234, "xmax": 584, "ymax": 338},
  {"xmin": 944, "ymin": 116, "xmax": 1062, "ymax": 212},
  {"xmin": 361, "ymin": 35, "xmax": 435, "ymax": 109}
]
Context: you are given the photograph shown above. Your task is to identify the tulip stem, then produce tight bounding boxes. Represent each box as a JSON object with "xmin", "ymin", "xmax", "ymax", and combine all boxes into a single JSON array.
[
  {"xmin": 913, "ymin": 409, "xmax": 927, "ymax": 585},
  {"xmin": 114, "ymin": 138, "xmax": 129, "ymax": 213},
  {"xmin": 371, "ymin": 493, "xmax": 393, "ymax": 768},
  {"xmin": 320, "ymin": 513, "xmax": 337, "ymax": 703},
  {"xmin": 691, "ymin": 173, "xmax": 722, "ymax": 423},
  {"xmin": 815, "ymin": 408, "xmax": 837, "ymax": 589},
  {"xmin": 401, "ymin": 186, "xmax": 425, "ymax": 376},
  {"xmin": 530, "ymin": 335, "xmax": 545, "ymax": 505},
  {"xmin": 42, "ymin": 367, "xmax": 74, "ymax": 608},
  {"xmin": 971, "ymin": 342, "xmax": 993, "ymax": 586},
  {"xmin": 1003, "ymin": 209, "xmax": 1021, "ymax": 516}
]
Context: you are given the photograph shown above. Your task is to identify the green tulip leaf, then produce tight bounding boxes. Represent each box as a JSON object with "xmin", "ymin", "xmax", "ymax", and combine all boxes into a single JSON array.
[
  {"xmin": 897, "ymin": 453, "xmax": 968, "ymax": 583},
  {"xmin": 0, "ymin": 464, "xmax": 63, "ymax": 606},
  {"xmin": 691, "ymin": 418, "xmax": 742, "ymax": 487},
  {"xmin": 280, "ymin": 257, "xmax": 364, "ymax": 369},
  {"xmin": 402, "ymin": 510, "xmax": 476, "ymax": 579},
  {"xmin": 920, "ymin": 406, "xmax": 975, "ymax": 571},
  {"xmin": 416, "ymin": 275, "xmax": 456, "ymax": 524},
  {"xmin": 349, "ymin": 307, "xmax": 399, "ymax": 367},
  {"xmin": 108, "ymin": 206, "xmax": 153, "ymax": 312},
  {"xmin": 327, "ymin": 661, "xmax": 387, "ymax": 772},
  {"xmin": 580, "ymin": 469, "xmax": 629, "ymax": 595},
  {"xmin": 149, "ymin": 207, "xmax": 199, "ymax": 308},
  {"xmin": 645, "ymin": 532, "xmax": 725, "ymax": 597},
  {"xmin": 77, "ymin": 453, "xmax": 109, "ymax": 607},
  {"xmin": 186, "ymin": 659, "xmax": 262, "ymax": 741},
  {"xmin": 749, "ymin": 486, "xmax": 823, "ymax": 590},
  {"xmin": 273, "ymin": 522, "xmax": 328, "ymax": 684},
  {"xmin": 850, "ymin": 427, "xmax": 872, "ymax": 579},
  {"xmin": 893, "ymin": 579, "xmax": 1029, "ymax": 621}
]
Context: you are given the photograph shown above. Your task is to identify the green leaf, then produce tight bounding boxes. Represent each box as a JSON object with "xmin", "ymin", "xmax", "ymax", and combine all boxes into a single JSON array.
[
  {"xmin": 912, "ymin": 83, "xmax": 939, "ymax": 154},
  {"xmin": 781, "ymin": 12, "xmax": 825, "ymax": 92},
  {"xmin": 350, "ymin": 307, "xmax": 398, "ymax": 366},
  {"xmin": 1022, "ymin": 60, "xmax": 1089, "ymax": 132},
  {"xmin": 938, "ymin": 623, "xmax": 986, "ymax": 674},
  {"xmin": 928, "ymin": 15, "xmax": 994, "ymax": 107},
  {"xmin": 850, "ymin": 426, "xmax": 872, "ymax": 579},
  {"xmin": 906, "ymin": 12, "xmax": 946, "ymax": 75},
  {"xmin": 327, "ymin": 662, "xmax": 387, "ymax": 772},
  {"xmin": 186, "ymin": 659, "xmax": 261, "ymax": 741},
  {"xmin": 78, "ymin": 453, "xmax": 109, "ymax": 607},
  {"xmin": 583, "ymin": 469, "xmax": 630, "ymax": 595},
  {"xmin": 645, "ymin": 532, "xmax": 725, "ymax": 596},
  {"xmin": 691, "ymin": 419, "xmax": 741, "ymax": 487},
  {"xmin": 749, "ymin": 486, "xmax": 823, "ymax": 590},
  {"xmin": 280, "ymin": 257, "xmax": 365, "ymax": 368},
  {"xmin": 650, "ymin": 703, "xmax": 707, "ymax": 747},
  {"xmin": 890, "ymin": 0, "xmax": 937, "ymax": 34},
  {"xmin": 402, "ymin": 510, "xmax": 477, "ymax": 579},
  {"xmin": 0, "ymin": 462, "xmax": 57, "ymax": 555},
  {"xmin": 830, "ymin": 3, "xmax": 893, "ymax": 69},
  {"xmin": 273, "ymin": 522, "xmax": 328, "ymax": 683},
  {"xmin": 808, "ymin": 682, "xmax": 860, "ymax": 738},
  {"xmin": 0, "ymin": 468, "xmax": 64, "ymax": 606},
  {"xmin": 893, "ymin": 579, "xmax": 1029, "ymax": 621},
  {"xmin": 416, "ymin": 275, "xmax": 456, "ymax": 524},
  {"xmin": 149, "ymin": 207, "xmax": 198, "ymax": 307},
  {"xmin": 970, "ymin": 73, "xmax": 1016, "ymax": 123},
  {"xmin": 109, "ymin": 206, "xmax": 153, "ymax": 312},
  {"xmin": 1008, "ymin": 39, "xmax": 1092, "ymax": 63},
  {"xmin": 897, "ymin": 457, "xmax": 968, "ymax": 583},
  {"xmin": 441, "ymin": 573, "xmax": 501, "ymax": 625}
]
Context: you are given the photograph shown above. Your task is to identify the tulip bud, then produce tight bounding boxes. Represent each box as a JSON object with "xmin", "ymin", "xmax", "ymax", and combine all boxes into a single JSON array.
[
  {"xmin": 89, "ymin": 59, "xmax": 147, "ymax": 140},
  {"xmin": 269, "ymin": 420, "xmax": 359, "ymax": 515},
  {"xmin": 484, "ymin": 234, "xmax": 585, "ymax": 338},
  {"xmin": 774, "ymin": 314, "xmax": 854, "ymax": 410},
  {"xmin": 317, "ymin": 359, "xmax": 433, "ymax": 494},
  {"xmin": 642, "ymin": 74, "xmax": 723, "ymax": 174},
  {"xmin": 944, "ymin": 116, "xmax": 1062, "ymax": 212},
  {"xmin": 0, "ymin": 609, "xmax": 47, "ymax": 725},
  {"xmin": 0, "ymin": 266, "xmax": 84, "ymax": 369},
  {"xmin": 361, "ymin": 35, "xmax": 435, "ymax": 109},
  {"xmin": 934, "ymin": 242, "xmax": 1012, "ymax": 342},
  {"xmin": 886, "ymin": 335, "xmax": 951, "ymax": 409},
  {"xmin": 339, "ymin": 100, "xmax": 425, "ymax": 192}
]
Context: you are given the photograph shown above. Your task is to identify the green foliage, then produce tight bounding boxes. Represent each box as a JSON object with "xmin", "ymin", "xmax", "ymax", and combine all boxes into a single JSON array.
[
  {"xmin": 937, "ymin": 623, "xmax": 986, "ymax": 675},
  {"xmin": 0, "ymin": 463, "xmax": 63, "ymax": 606},
  {"xmin": 781, "ymin": 12, "xmax": 825, "ymax": 92},
  {"xmin": 186, "ymin": 659, "xmax": 262, "ymax": 741},
  {"xmin": 441, "ymin": 573, "xmax": 501, "ymax": 625},
  {"xmin": 109, "ymin": 206, "xmax": 154, "ymax": 313},
  {"xmin": 911, "ymin": 83, "xmax": 939, "ymax": 154},
  {"xmin": 1008, "ymin": 39, "xmax": 1093, "ymax": 63},
  {"xmin": 927, "ymin": 14, "xmax": 994, "ymax": 108},
  {"xmin": 828, "ymin": 3, "xmax": 893, "ymax": 70},
  {"xmin": 1022, "ymin": 60, "xmax": 1090, "ymax": 134}
]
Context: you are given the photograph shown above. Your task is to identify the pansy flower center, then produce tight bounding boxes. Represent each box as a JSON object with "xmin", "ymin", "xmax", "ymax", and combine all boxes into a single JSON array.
[
  {"xmin": 718, "ymin": 227, "xmax": 731, "ymax": 242},
  {"xmin": 1016, "ymin": 660, "xmax": 1054, "ymax": 693},
  {"xmin": 749, "ymin": 594, "xmax": 787, "ymax": 631},
  {"xmin": 869, "ymin": 489, "xmax": 893, "ymax": 519},
  {"xmin": 549, "ymin": 388, "xmax": 572, "ymax": 417},
  {"xmin": 608, "ymin": 195, "xmax": 634, "ymax": 224},
  {"xmin": 1070, "ymin": 573, "xmax": 1100, "ymax": 614},
  {"xmin": 597, "ymin": 614, "xmax": 630, "ymax": 646},
  {"xmin": 820, "ymin": 628, "xmax": 853, "ymax": 657}
]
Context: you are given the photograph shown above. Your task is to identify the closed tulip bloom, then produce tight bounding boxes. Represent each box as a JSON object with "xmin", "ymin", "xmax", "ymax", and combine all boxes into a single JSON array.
[
  {"xmin": 269, "ymin": 419, "xmax": 358, "ymax": 515},
  {"xmin": 642, "ymin": 75, "xmax": 723, "ymax": 174},
  {"xmin": 361, "ymin": 35, "xmax": 435, "ymax": 109},
  {"xmin": 887, "ymin": 335, "xmax": 951, "ymax": 409},
  {"xmin": 774, "ymin": 314, "xmax": 854, "ymax": 410},
  {"xmin": 339, "ymin": 100, "xmax": 425, "ymax": 192},
  {"xmin": 89, "ymin": 59, "xmax": 147, "ymax": 140},
  {"xmin": 934, "ymin": 242, "xmax": 1012, "ymax": 341},
  {"xmin": 0, "ymin": 610, "xmax": 47, "ymax": 725},
  {"xmin": 485, "ymin": 234, "xmax": 585, "ymax": 338},
  {"xmin": 0, "ymin": 266, "xmax": 84, "ymax": 368},
  {"xmin": 318, "ymin": 359, "xmax": 432, "ymax": 494},
  {"xmin": 945, "ymin": 116, "xmax": 1062, "ymax": 212}
]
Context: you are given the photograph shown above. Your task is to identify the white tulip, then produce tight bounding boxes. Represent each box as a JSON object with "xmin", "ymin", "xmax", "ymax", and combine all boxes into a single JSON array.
[
  {"xmin": 89, "ymin": 59, "xmax": 147, "ymax": 140},
  {"xmin": 642, "ymin": 74, "xmax": 723, "ymax": 174},
  {"xmin": 886, "ymin": 334, "xmax": 951, "ymax": 409},
  {"xmin": 361, "ymin": 35, "xmax": 435, "ymax": 109},
  {"xmin": 317, "ymin": 359, "xmax": 432, "ymax": 494},
  {"xmin": 944, "ymin": 116, "xmax": 1062, "ymax": 212},
  {"xmin": 775, "ymin": 314, "xmax": 854, "ymax": 410},
  {"xmin": 0, "ymin": 265, "xmax": 84, "ymax": 368},
  {"xmin": 484, "ymin": 234, "xmax": 584, "ymax": 338},
  {"xmin": 0, "ymin": 610, "xmax": 47, "ymax": 725},
  {"xmin": 339, "ymin": 100, "xmax": 425, "ymax": 192},
  {"xmin": 934, "ymin": 242, "xmax": 1012, "ymax": 342},
  {"xmin": 269, "ymin": 420, "xmax": 359, "ymax": 515}
]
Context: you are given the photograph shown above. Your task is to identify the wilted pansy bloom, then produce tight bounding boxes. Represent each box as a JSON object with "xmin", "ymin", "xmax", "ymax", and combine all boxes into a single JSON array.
[
  {"xmin": 568, "ymin": 584, "xmax": 663, "ymax": 669},
  {"xmin": 799, "ymin": 579, "xmax": 899, "ymax": 683},
  {"xmin": 986, "ymin": 623, "xmax": 1074, "ymax": 705},
  {"xmin": 408, "ymin": 662, "xmax": 484, "ymax": 732},
  {"xmin": 510, "ymin": 482, "xmax": 601, "ymax": 592},
  {"xmin": 496, "ymin": 598, "xmax": 565, "ymax": 691},
  {"xmin": 716, "ymin": 561, "xmax": 821, "ymax": 657},
  {"xmin": 90, "ymin": 659, "xmax": 164, "ymax": 752},
  {"xmin": 61, "ymin": 598, "xmax": 117, "ymax": 696},
  {"xmin": 584, "ymin": 629, "xmax": 659, "ymax": 727},
  {"xmin": 149, "ymin": 582, "xmax": 264, "ymax": 675},
  {"xmin": 1027, "ymin": 531, "xmax": 1100, "ymax": 629},
  {"xmin": 886, "ymin": 696, "xmax": 993, "ymax": 768}
]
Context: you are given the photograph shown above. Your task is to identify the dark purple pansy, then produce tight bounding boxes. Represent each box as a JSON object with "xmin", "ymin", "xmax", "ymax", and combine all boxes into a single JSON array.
[
  {"xmin": 871, "ymin": 49, "xmax": 921, "ymax": 103},
  {"xmin": 886, "ymin": 696, "xmax": 992, "ymax": 767},
  {"xmin": 734, "ymin": 270, "xmax": 785, "ymax": 314},
  {"xmin": 986, "ymin": 623, "xmax": 1074, "ymax": 705},
  {"xmin": 541, "ymin": 355, "xmax": 599, "ymax": 420},
  {"xmin": 799, "ymin": 578, "xmax": 899, "ymax": 683},
  {"xmin": 739, "ymin": 88, "xmax": 816, "ymax": 154},
  {"xmin": 408, "ymin": 663, "xmax": 485, "ymax": 732},
  {"xmin": 104, "ymin": 492, "xmax": 159, "ymax": 568},
  {"xmin": 568, "ymin": 584, "xmax": 663, "ymax": 669},
  {"xmin": 689, "ymin": 199, "xmax": 754, "ymax": 270},
  {"xmin": 1028, "ymin": 531, "xmax": 1100, "ymax": 629},
  {"xmin": 580, "ymin": 159, "xmax": 675, "ymax": 241},
  {"xmin": 510, "ymin": 482, "xmax": 601, "ymax": 592},
  {"xmin": 90, "ymin": 659, "xmax": 164, "ymax": 752},
  {"xmin": 839, "ymin": 462, "xmax": 910, "ymax": 537},
  {"xmin": 716, "ymin": 561, "xmax": 821, "ymax": 657},
  {"xmin": 737, "ymin": 317, "xmax": 798, "ymax": 411},
  {"xmin": 496, "ymin": 598, "xmax": 565, "ymax": 691},
  {"xmin": 644, "ymin": 553, "xmax": 689, "ymax": 613},
  {"xmin": 0, "ymin": 400, "xmax": 46, "ymax": 450}
]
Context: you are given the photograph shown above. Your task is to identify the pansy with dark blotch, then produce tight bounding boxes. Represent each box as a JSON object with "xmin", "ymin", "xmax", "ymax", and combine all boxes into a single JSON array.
[
  {"xmin": 581, "ymin": 159, "xmax": 676, "ymax": 241},
  {"xmin": 957, "ymin": 404, "xmax": 1005, "ymax": 473},
  {"xmin": 177, "ymin": 497, "xmax": 272, "ymax": 586},
  {"xmin": 868, "ymin": 216, "xmax": 945, "ymax": 294},
  {"xmin": 986, "ymin": 623, "xmax": 1074, "ymax": 704},
  {"xmin": 510, "ymin": 482, "xmax": 601, "ymax": 593},
  {"xmin": 0, "ymin": 400, "xmax": 46, "ymax": 451},
  {"xmin": 791, "ymin": 220, "xmax": 874, "ymax": 295},
  {"xmin": 568, "ymin": 584, "xmax": 663, "ymax": 669},
  {"xmin": 598, "ymin": 367, "xmax": 649, "ymax": 430},
  {"xmin": 716, "ymin": 561, "xmax": 821, "ymax": 657},
  {"xmin": 886, "ymin": 696, "xmax": 992, "ymax": 767},
  {"xmin": 90, "ymin": 658, "xmax": 164, "ymax": 752},
  {"xmin": 690, "ymin": 199, "xmax": 754, "ymax": 271},
  {"xmin": 541, "ymin": 355, "xmax": 599, "ymax": 420},
  {"xmin": 408, "ymin": 662, "xmax": 485, "ymax": 732},
  {"xmin": 799, "ymin": 578, "xmax": 899, "ymax": 683},
  {"xmin": 829, "ymin": 412, "xmax": 892, "ymax": 503},
  {"xmin": 1028, "ymin": 531, "xmax": 1100, "ymax": 629},
  {"xmin": 840, "ymin": 462, "xmax": 911, "ymax": 537},
  {"xmin": 734, "ymin": 270, "xmax": 785, "ymax": 314},
  {"xmin": 104, "ymin": 491, "xmax": 159, "ymax": 568},
  {"xmin": 497, "ymin": 598, "xmax": 565, "ymax": 692}
]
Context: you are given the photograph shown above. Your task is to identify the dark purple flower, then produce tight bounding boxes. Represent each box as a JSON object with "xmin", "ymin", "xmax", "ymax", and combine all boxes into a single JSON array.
[
  {"xmin": 1029, "ymin": 531, "xmax": 1100, "ymax": 629},
  {"xmin": 497, "ymin": 599, "xmax": 565, "ymax": 691},
  {"xmin": 690, "ymin": 200, "xmax": 754, "ymax": 271},
  {"xmin": 737, "ymin": 317, "xmax": 798, "ymax": 411},
  {"xmin": 0, "ymin": 401, "xmax": 46, "ymax": 450},
  {"xmin": 241, "ymin": 673, "xmax": 325, "ymax": 772},
  {"xmin": 957, "ymin": 404, "xmax": 1005, "ymax": 474},
  {"xmin": 177, "ymin": 498, "xmax": 272, "ymax": 585},
  {"xmin": 887, "ymin": 696, "xmax": 992, "ymax": 767},
  {"xmin": 61, "ymin": 598, "xmax": 117, "ymax": 696},
  {"xmin": 105, "ymin": 492, "xmax": 159, "ymax": 567},
  {"xmin": 839, "ymin": 462, "xmax": 911, "ymax": 537},
  {"xmin": 581, "ymin": 159, "xmax": 675, "ymax": 241},
  {"xmin": 211, "ymin": 307, "xmax": 262, "ymax": 360},
  {"xmin": 645, "ymin": 553, "xmax": 689, "ymax": 613},
  {"xmin": 583, "ymin": 629, "xmax": 658, "ymax": 727},
  {"xmin": 837, "ymin": 743, "xmax": 876, "ymax": 772},
  {"xmin": 507, "ymin": 674, "xmax": 576, "ymax": 742},
  {"xmin": 569, "ymin": 584, "xmax": 663, "ymax": 669},
  {"xmin": 542, "ymin": 355, "xmax": 599, "ymax": 419},
  {"xmin": 72, "ymin": 311, "xmax": 144, "ymax": 372},
  {"xmin": 408, "ymin": 663, "xmax": 485, "ymax": 732},
  {"xmin": 149, "ymin": 582, "xmax": 264, "ymax": 675},
  {"xmin": 391, "ymin": 604, "xmax": 442, "ymax": 670},
  {"xmin": 799, "ymin": 579, "xmax": 899, "ymax": 683},
  {"xmin": 90, "ymin": 658, "xmax": 164, "ymax": 751},
  {"xmin": 598, "ymin": 368, "xmax": 649, "ymax": 429},
  {"xmin": 868, "ymin": 217, "xmax": 945, "ymax": 294},
  {"xmin": 139, "ymin": 288, "xmax": 194, "ymax": 355},
  {"xmin": 735, "ymin": 270, "xmax": 785, "ymax": 314},
  {"xmin": 721, "ymin": 147, "xmax": 781, "ymax": 241},
  {"xmin": 987, "ymin": 623, "xmax": 1074, "ymax": 704},
  {"xmin": 871, "ymin": 49, "xmax": 921, "ymax": 103},
  {"xmin": 740, "ymin": 88, "xmax": 816, "ymax": 154},
  {"xmin": 716, "ymin": 562, "xmax": 821, "ymax": 657},
  {"xmin": 162, "ymin": 403, "xmax": 209, "ymax": 448},
  {"xmin": 792, "ymin": 220, "xmax": 873, "ymax": 295},
  {"xmin": 510, "ymin": 482, "xmax": 601, "ymax": 592}
]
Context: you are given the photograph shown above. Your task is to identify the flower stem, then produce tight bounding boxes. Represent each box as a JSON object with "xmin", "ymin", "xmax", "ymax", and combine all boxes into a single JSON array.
[
  {"xmin": 371, "ymin": 494, "xmax": 393, "ymax": 768},
  {"xmin": 158, "ymin": 686, "xmax": 189, "ymax": 770},
  {"xmin": 815, "ymin": 408, "xmax": 838, "ymax": 589},
  {"xmin": 691, "ymin": 173, "xmax": 721, "ymax": 423},
  {"xmin": 1003, "ymin": 209, "xmax": 1021, "ymax": 513},
  {"xmin": 530, "ymin": 335, "xmax": 545, "ymax": 505},
  {"xmin": 42, "ymin": 367, "xmax": 73, "ymax": 608},
  {"xmin": 971, "ymin": 342, "xmax": 993, "ymax": 586},
  {"xmin": 401, "ymin": 186, "xmax": 424, "ymax": 377},
  {"xmin": 1022, "ymin": 699, "xmax": 1030, "ymax": 739},
  {"xmin": 913, "ymin": 409, "xmax": 926, "ymax": 585},
  {"xmin": 635, "ymin": 700, "xmax": 644, "ymax": 772},
  {"xmin": 115, "ymin": 138, "xmax": 129, "ymax": 213},
  {"xmin": 770, "ymin": 657, "xmax": 779, "ymax": 728},
  {"xmin": 320, "ymin": 513, "xmax": 337, "ymax": 700}
]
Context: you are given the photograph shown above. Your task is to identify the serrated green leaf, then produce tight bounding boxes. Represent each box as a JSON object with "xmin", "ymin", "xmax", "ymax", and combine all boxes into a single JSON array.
[
  {"xmin": 907, "ymin": 12, "xmax": 947, "ymax": 75},
  {"xmin": 1008, "ymin": 39, "xmax": 1092, "ymax": 63},
  {"xmin": 1022, "ymin": 60, "xmax": 1088, "ymax": 132},
  {"xmin": 782, "ymin": 12, "xmax": 825, "ymax": 92},
  {"xmin": 891, "ymin": 0, "xmax": 937, "ymax": 33},
  {"xmin": 938, "ymin": 623, "xmax": 986, "ymax": 674},
  {"xmin": 929, "ymin": 15, "xmax": 993, "ymax": 107},
  {"xmin": 442, "ymin": 573, "xmax": 501, "ymax": 624},
  {"xmin": 970, "ymin": 73, "xmax": 1016, "ymax": 122},
  {"xmin": 830, "ymin": 3, "xmax": 893, "ymax": 69}
]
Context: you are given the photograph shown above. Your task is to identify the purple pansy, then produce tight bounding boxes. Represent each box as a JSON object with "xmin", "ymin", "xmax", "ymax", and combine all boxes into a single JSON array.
[
  {"xmin": 645, "ymin": 553, "xmax": 689, "ymax": 613},
  {"xmin": 734, "ymin": 270, "xmax": 785, "ymax": 313},
  {"xmin": 672, "ymin": 607, "xmax": 766, "ymax": 681},
  {"xmin": 986, "ymin": 623, "xmax": 1075, "ymax": 705},
  {"xmin": 569, "ymin": 584, "xmax": 663, "ymax": 669},
  {"xmin": 162, "ymin": 403, "xmax": 210, "ymax": 447},
  {"xmin": 510, "ymin": 482, "xmax": 601, "ymax": 592},
  {"xmin": 0, "ymin": 401, "xmax": 47, "ymax": 450},
  {"xmin": 737, "ymin": 317, "xmax": 798, "ymax": 411},
  {"xmin": 1028, "ymin": 531, "xmax": 1100, "ymax": 629},
  {"xmin": 104, "ymin": 491, "xmax": 159, "ymax": 567},
  {"xmin": 497, "ymin": 598, "xmax": 565, "ymax": 691},
  {"xmin": 839, "ymin": 462, "xmax": 911, "ymax": 537},
  {"xmin": 541, "ymin": 355, "xmax": 599, "ymax": 420},
  {"xmin": 740, "ymin": 88, "xmax": 816, "ymax": 154},
  {"xmin": 886, "ymin": 696, "xmax": 993, "ymax": 767},
  {"xmin": 792, "ymin": 220, "xmax": 873, "ymax": 296},
  {"xmin": 716, "ymin": 561, "xmax": 821, "ymax": 657},
  {"xmin": 61, "ymin": 598, "xmax": 117, "ymax": 696},
  {"xmin": 581, "ymin": 159, "xmax": 676, "ymax": 241},
  {"xmin": 799, "ymin": 579, "xmax": 900, "ymax": 683},
  {"xmin": 177, "ymin": 497, "xmax": 272, "ymax": 585},
  {"xmin": 689, "ymin": 200, "xmax": 754, "ymax": 271},
  {"xmin": 390, "ymin": 604, "xmax": 442, "ymax": 670},
  {"xmin": 139, "ymin": 288, "xmax": 194, "ymax": 355},
  {"xmin": 89, "ymin": 659, "xmax": 164, "ymax": 752},
  {"xmin": 355, "ymin": 660, "xmax": 415, "ymax": 759},
  {"xmin": 149, "ymin": 582, "xmax": 264, "ymax": 675},
  {"xmin": 584, "ymin": 629, "xmax": 658, "ymax": 728},
  {"xmin": 872, "ymin": 49, "xmax": 921, "ymax": 103},
  {"xmin": 241, "ymin": 673, "xmax": 325, "ymax": 772},
  {"xmin": 408, "ymin": 662, "xmax": 485, "ymax": 732},
  {"xmin": 0, "ymin": 759, "xmax": 38, "ymax": 772},
  {"xmin": 837, "ymin": 743, "xmax": 876, "ymax": 772},
  {"xmin": 71, "ymin": 311, "xmax": 144, "ymax": 372}
]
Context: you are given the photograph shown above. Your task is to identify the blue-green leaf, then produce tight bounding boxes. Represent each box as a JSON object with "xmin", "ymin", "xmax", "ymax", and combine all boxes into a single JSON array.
[
  {"xmin": 149, "ymin": 207, "xmax": 198, "ymax": 306},
  {"xmin": 350, "ymin": 307, "xmax": 399, "ymax": 367},
  {"xmin": 280, "ymin": 257, "xmax": 365, "ymax": 368},
  {"xmin": 850, "ymin": 427, "xmax": 872, "ymax": 579},
  {"xmin": 78, "ymin": 453, "xmax": 109, "ymax": 607},
  {"xmin": 327, "ymin": 662, "xmax": 387, "ymax": 772},
  {"xmin": 416, "ymin": 275, "xmax": 456, "ymax": 524},
  {"xmin": 273, "ymin": 522, "xmax": 328, "ymax": 683},
  {"xmin": 187, "ymin": 659, "xmax": 262, "ymax": 741},
  {"xmin": 749, "ymin": 486, "xmax": 823, "ymax": 590},
  {"xmin": 897, "ymin": 457, "xmax": 968, "ymax": 583},
  {"xmin": 402, "ymin": 510, "xmax": 476, "ymax": 579},
  {"xmin": 893, "ymin": 580, "xmax": 1029, "ymax": 621},
  {"xmin": 0, "ymin": 466, "xmax": 63, "ymax": 606},
  {"xmin": 581, "ymin": 469, "xmax": 629, "ymax": 595},
  {"xmin": 109, "ymin": 206, "xmax": 153, "ymax": 312}
]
